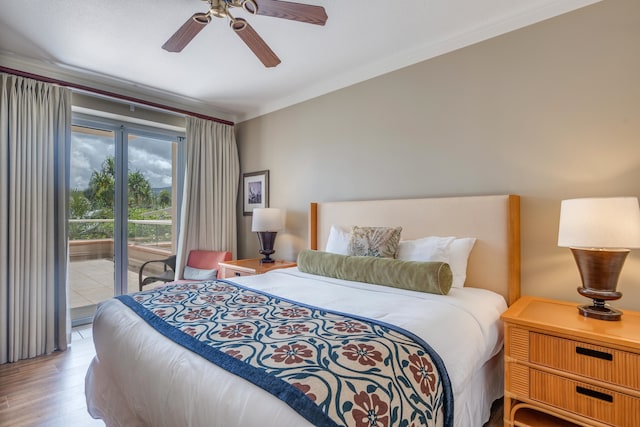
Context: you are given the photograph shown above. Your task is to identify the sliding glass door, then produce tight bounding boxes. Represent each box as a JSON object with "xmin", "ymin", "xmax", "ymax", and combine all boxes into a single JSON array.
[
  {"xmin": 125, "ymin": 132, "xmax": 180, "ymax": 294},
  {"xmin": 69, "ymin": 125, "xmax": 116, "ymax": 324},
  {"xmin": 69, "ymin": 116, "xmax": 184, "ymax": 325}
]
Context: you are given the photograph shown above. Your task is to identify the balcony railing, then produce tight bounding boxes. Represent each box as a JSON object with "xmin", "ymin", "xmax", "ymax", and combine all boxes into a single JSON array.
[
  {"xmin": 69, "ymin": 219, "xmax": 174, "ymax": 269},
  {"xmin": 69, "ymin": 218, "xmax": 171, "ymax": 243}
]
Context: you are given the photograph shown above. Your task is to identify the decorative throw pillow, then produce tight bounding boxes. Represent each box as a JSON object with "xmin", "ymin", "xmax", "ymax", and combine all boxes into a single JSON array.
[
  {"xmin": 297, "ymin": 250, "xmax": 453, "ymax": 295},
  {"xmin": 325, "ymin": 225, "xmax": 351, "ymax": 255},
  {"xmin": 348, "ymin": 226, "xmax": 402, "ymax": 258},
  {"xmin": 183, "ymin": 266, "xmax": 218, "ymax": 281},
  {"xmin": 396, "ymin": 236, "xmax": 456, "ymax": 262}
]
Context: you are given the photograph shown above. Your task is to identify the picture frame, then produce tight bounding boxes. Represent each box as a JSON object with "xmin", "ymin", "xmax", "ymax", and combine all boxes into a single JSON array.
[{"xmin": 243, "ymin": 170, "xmax": 269, "ymax": 216}]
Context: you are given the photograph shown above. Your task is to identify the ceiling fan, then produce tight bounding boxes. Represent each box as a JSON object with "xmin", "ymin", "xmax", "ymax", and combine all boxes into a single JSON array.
[{"xmin": 162, "ymin": 0, "xmax": 328, "ymax": 68}]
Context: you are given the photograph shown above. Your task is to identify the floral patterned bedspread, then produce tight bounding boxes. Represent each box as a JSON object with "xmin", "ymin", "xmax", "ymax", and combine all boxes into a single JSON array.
[{"xmin": 116, "ymin": 280, "xmax": 453, "ymax": 427}]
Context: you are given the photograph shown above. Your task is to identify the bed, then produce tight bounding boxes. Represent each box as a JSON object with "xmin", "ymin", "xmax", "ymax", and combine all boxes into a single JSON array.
[{"xmin": 85, "ymin": 194, "xmax": 520, "ymax": 427}]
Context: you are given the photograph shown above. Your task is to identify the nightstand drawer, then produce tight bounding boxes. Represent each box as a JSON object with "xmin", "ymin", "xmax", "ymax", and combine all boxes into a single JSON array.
[
  {"xmin": 219, "ymin": 259, "xmax": 297, "ymax": 278},
  {"xmin": 530, "ymin": 332, "xmax": 640, "ymax": 390},
  {"xmin": 530, "ymin": 369, "xmax": 640, "ymax": 426},
  {"xmin": 221, "ymin": 268, "xmax": 254, "ymax": 278}
]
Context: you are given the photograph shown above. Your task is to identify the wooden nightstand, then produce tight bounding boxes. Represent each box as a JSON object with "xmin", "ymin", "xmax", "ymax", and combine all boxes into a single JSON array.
[
  {"xmin": 501, "ymin": 296, "xmax": 640, "ymax": 426},
  {"xmin": 219, "ymin": 258, "xmax": 297, "ymax": 278}
]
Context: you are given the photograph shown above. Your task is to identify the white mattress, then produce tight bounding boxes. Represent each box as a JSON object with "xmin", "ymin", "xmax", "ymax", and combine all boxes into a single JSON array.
[{"xmin": 85, "ymin": 268, "xmax": 506, "ymax": 427}]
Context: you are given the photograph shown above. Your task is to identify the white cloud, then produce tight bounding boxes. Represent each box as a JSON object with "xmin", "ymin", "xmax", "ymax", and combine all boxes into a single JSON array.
[{"xmin": 71, "ymin": 131, "xmax": 174, "ymax": 190}]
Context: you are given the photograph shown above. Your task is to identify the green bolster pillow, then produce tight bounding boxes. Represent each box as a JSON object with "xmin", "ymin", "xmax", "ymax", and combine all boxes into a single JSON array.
[{"xmin": 297, "ymin": 250, "xmax": 453, "ymax": 295}]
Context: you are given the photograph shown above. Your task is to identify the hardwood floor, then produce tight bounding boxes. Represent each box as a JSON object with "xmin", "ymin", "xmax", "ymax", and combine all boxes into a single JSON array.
[
  {"xmin": 0, "ymin": 327, "xmax": 103, "ymax": 427},
  {"xmin": 485, "ymin": 398, "xmax": 504, "ymax": 427},
  {"xmin": 0, "ymin": 326, "xmax": 503, "ymax": 427}
]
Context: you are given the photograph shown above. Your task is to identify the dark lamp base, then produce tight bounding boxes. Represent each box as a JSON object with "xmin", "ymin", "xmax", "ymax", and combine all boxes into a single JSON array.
[
  {"xmin": 257, "ymin": 231, "xmax": 277, "ymax": 264},
  {"xmin": 570, "ymin": 248, "xmax": 628, "ymax": 322},
  {"xmin": 578, "ymin": 302, "xmax": 622, "ymax": 321}
]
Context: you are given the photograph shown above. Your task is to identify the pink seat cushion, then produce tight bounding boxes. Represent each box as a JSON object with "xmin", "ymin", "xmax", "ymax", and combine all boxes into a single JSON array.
[{"xmin": 186, "ymin": 250, "xmax": 232, "ymax": 279}]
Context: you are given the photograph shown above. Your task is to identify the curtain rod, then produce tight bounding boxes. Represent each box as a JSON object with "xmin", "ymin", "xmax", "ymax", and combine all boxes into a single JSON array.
[{"xmin": 0, "ymin": 66, "xmax": 234, "ymax": 126}]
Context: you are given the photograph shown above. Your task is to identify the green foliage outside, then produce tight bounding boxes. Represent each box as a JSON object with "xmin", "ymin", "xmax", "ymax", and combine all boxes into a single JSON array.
[{"xmin": 69, "ymin": 156, "xmax": 172, "ymax": 243}]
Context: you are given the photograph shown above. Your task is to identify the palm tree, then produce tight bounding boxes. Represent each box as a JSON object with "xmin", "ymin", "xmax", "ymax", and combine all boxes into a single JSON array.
[
  {"xmin": 86, "ymin": 157, "xmax": 154, "ymax": 211},
  {"xmin": 69, "ymin": 189, "xmax": 91, "ymax": 219},
  {"xmin": 157, "ymin": 189, "xmax": 172, "ymax": 208},
  {"xmin": 128, "ymin": 170, "xmax": 153, "ymax": 208},
  {"xmin": 86, "ymin": 158, "xmax": 115, "ymax": 211}
]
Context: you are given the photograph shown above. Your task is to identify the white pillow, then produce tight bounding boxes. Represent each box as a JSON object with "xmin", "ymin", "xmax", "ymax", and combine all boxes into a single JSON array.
[
  {"xmin": 183, "ymin": 266, "xmax": 218, "ymax": 281},
  {"xmin": 448, "ymin": 237, "xmax": 476, "ymax": 288},
  {"xmin": 325, "ymin": 225, "xmax": 351, "ymax": 255},
  {"xmin": 396, "ymin": 236, "xmax": 455, "ymax": 262}
]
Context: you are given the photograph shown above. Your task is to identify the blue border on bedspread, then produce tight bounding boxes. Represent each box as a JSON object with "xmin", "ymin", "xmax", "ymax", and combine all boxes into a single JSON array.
[{"xmin": 116, "ymin": 279, "xmax": 453, "ymax": 427}]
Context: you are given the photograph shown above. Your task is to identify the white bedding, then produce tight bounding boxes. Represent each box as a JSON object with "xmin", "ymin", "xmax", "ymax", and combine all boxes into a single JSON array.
[{"xmin": 85, "ymin": 267, "xmax": 506, "ymax": 427}]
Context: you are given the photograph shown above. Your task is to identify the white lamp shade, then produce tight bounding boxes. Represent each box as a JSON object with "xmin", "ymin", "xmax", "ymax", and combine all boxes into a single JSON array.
[
  {"xmin": 558, "ymin": 197, "xmax": 640, "ymax": 249},
  {"xmin": 252, "ymin": 208, "xmax": 283, "ymax": 232}
]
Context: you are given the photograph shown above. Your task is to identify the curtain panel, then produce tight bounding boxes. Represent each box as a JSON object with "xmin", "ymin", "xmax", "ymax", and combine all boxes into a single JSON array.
[
  {"xmin": 0, "ymin": 73, "xmax": 71, "ymax": 363},
  {"xmin": 176, "ymin": 117, "xmax": 239, "ymax": 278}
]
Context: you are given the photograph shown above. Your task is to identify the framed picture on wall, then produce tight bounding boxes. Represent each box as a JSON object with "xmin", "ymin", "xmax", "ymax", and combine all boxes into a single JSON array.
[{"xmin": 243, "ymin": 170, "xmax": 269, "ymax": 216}]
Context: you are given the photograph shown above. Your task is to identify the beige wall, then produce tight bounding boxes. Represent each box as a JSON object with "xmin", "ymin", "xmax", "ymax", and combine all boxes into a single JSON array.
[{"xmin": 236, "ymin": 0, "xmax": 640, "ymax": 310}]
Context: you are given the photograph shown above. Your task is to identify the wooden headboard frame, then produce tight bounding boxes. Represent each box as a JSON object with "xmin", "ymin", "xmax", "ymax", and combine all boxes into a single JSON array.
[{"xmin": 309, "ymin": 195, "xmax": 521, "ymax": 306}]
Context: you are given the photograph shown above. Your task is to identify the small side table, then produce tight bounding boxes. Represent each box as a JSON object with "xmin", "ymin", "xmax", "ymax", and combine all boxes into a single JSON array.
[
  {"xmin": 501, "ymin": 296, "xmax": 640, "ymax": 426},
  {"xmin": 219, "ymin": 258, "xmax": 297, "ymax": 278}
]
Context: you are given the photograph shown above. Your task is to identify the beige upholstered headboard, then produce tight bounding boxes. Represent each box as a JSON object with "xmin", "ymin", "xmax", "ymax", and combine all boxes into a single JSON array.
[{"xmin": 309, "ymin": 195, "xmax": 520, "ymax": 305}]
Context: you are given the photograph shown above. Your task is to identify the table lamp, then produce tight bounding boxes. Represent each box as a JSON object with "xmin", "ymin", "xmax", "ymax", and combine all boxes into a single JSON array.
[
  {"xmin": 252, "ymin": 208, "xmax": 283, "ymax": 263},
  {"xmin": 558, "ymin": 197, "xmax": 640, "ymax": 320}
]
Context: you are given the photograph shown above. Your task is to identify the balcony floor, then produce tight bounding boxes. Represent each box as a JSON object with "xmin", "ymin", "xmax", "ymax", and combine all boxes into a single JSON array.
[
  {"xmin": 69, "ymin": 258, "xmax": 151, "ymax": 325},
  {"xmin": 69, "ymin": 258, "xmax": 140, "ymax": 310}
]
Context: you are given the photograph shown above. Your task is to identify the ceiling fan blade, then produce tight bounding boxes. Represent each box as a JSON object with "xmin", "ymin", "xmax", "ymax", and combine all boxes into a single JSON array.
[
  {"xmin": 249, "ymin": 0, "xmax": 327, "ymax": 26},
  {"xmin": 233, "ymin": 19, "xmax": 281, "ymax": 68},
  {"xmin": 162, "ymin": 14, "xmax": 208, "ymax": 52}
]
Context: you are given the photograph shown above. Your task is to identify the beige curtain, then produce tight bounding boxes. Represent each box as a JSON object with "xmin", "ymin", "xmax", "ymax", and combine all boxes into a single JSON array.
[
  {"xmin": 176, "ymin": 117, "xmax": 239, "ymax": 277},
  {"xmin": 0, "ymin": 73, "xmax": 71, "ymax": 364}
]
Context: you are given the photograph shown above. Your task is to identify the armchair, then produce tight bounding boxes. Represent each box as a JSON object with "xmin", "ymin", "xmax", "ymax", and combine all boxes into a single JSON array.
[
  {"xmin": 138, "ymin": 250, "xmax": 232, "ymax": 291},
  {"xmin": 138, "ymin": 255, "xmax": 177, "ymax": 291}
]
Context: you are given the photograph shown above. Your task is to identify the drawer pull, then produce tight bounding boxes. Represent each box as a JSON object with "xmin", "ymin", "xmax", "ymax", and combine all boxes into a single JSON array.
[
  {"xmin": 576, "ymin": 386, "xmax": 613, "ymax": 403},
  {"xmin": 575, "ymin": 346, "xmax": 613, "ymax": 361},
  {"xmin": 235, "ymin": 272, "xmax": 241, "ymax": 277}
]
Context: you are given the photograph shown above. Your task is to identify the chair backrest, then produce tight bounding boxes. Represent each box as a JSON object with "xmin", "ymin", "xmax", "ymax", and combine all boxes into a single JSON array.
[
  {"xmin": 166, "ymin": 255, "xmax": 177, "ymax": 271},
  {"xmin": 186, "ymin": 250, "xmax": 232, "ymax": 279}
]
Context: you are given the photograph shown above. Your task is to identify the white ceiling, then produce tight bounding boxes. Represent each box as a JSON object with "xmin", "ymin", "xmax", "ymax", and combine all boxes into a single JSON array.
[{"xmin": 0, "ymin": 0, "xmax": 599, "ymax": 123}]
